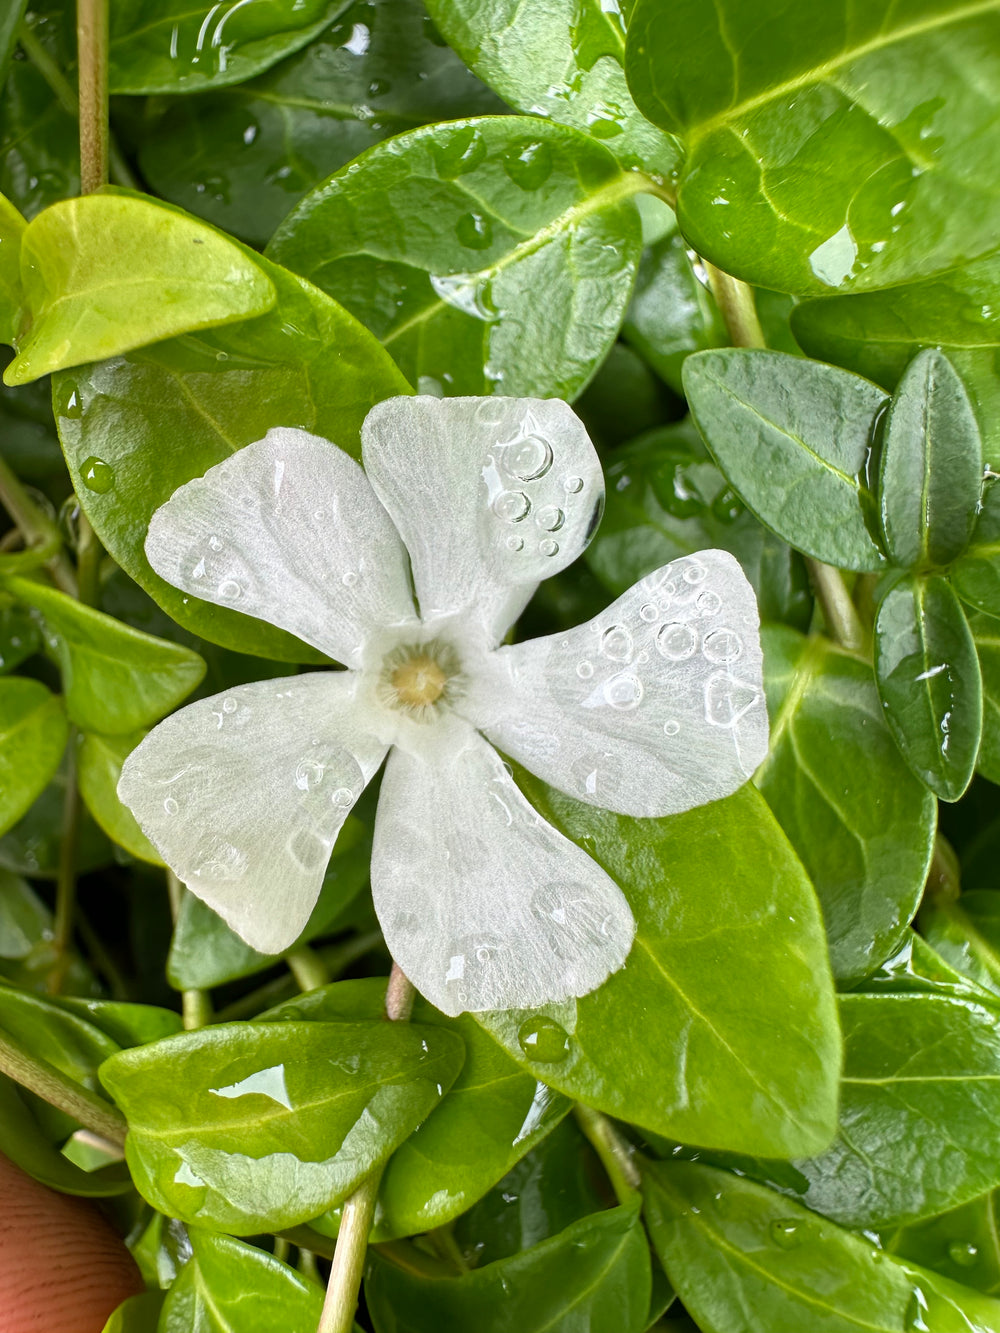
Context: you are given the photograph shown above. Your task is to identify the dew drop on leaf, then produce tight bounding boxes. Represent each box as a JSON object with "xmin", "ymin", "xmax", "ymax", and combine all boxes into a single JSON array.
[
  {"xmin": 80, "ymin": 456, "xmax": 114, "ymax": 494},
  {"xmin": 455, "ymin": 211, "xmax": 492, "ymax": 250},
  {"xmin": 948, "ymin": 1240, "xmax": 979, "ymax": 1267},
  {"xmin": 517, "ymin": 1015, "xmax": 570, "ymax": 1063},
  {"xmin": 769, "ymin": 1219, "xmax": 802, "ymax": 1249}
]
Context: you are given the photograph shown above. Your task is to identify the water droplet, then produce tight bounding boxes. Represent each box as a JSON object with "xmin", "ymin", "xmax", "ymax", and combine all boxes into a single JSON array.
[
  {"xmin": 904, "ymin": 1288, "xmax": 931, "ymax": 1332},
  {"xmin": 517, "ymin": 1015, "xmax": 570, "ymax": 1062},
  {"xmin": 342, "ymin": 571, "xmax": 358, "ymax": 587},
  {"xmin": 331, "ymin": 787, "xmax": 355, "ymax": 808},
  {"xmin": 683, "ymin": 559, "xmax": 708, "ymax": 584},
  {"xmin": 492, "ymin": 489, "xmax": 530, "ymax": 522},
  {"xmin": 295, "ymin": 759, "xmax": 324, "ymax": 791},
  {"xmin": 536, "ymin": 505, "xmax": 564, "ymax": 531},
  {"xmin": 663, "ymin": 719, "xmax": 680, "ymax": 736},
  {"xmin": 564, "ymin": 474, "xmax": 584, "ymax": 493},
  {"xmin": 600, "ymin": 625, "xmax": 633, "ymax": 662},
  {"xmin": 163, "ymin": 797, "xmax": 178, "ymax": 815},
  {"xmin": 539, "ymin": 538, "xmax": 559, "ymax": 557},
  {"xmin": 577, "ymin": 661, "xmax": 594, "ymax": 679},
  {"xmin": 657, "ymin": 622, "xmax": 698, "ymax": 660},
  {"xmin": 697, "ymin": 590, "xmax": 722, "ymax": 616},
  {"xmin": 639, "ymin": 603, "xmax": 658, "ymax": 622},
  {"xmin": 80, "ymin": 456, "xmax": 113, "ymax": 494},
  {"xmin": 506, "ymin": 534, "xmax": 524, "ymax": 551},
  {"xmin": 476, "ymin": 400, "xmax": 507, "ymax": 427},
  {"xmin": 604, "ymin": 672, "xmax": 643, "ymax": 710},
  {"xmin": 712, "ymin": 485, "xmax": 744, "ymax": 523},
  {"xmin": 476, "ymin": 944, "xmax": 492, "ymax": 964},
  {"xmin": 222, "ymin": 697, "xmax": 238, "ymax": 714},
  {"xmin": 703, "ymin": 628, "xmax": 742, "ymax": 663},
  {"xmin": 433, "ymin": 125, "xmax": 487, "ymax": 178},
  {"xmin": 506, "ymin": 435, "xmax": 553, "ymax": 481},
  {"xmin": 769, "ymin": 1219, "xmax": 801, "ymax": 1249},
  {"xmin": 208, "ymin": 535, "xmax": 223, "ymax": 552},
  {"xmin": 456, "ymin": 210, "xmax": 492, "ymax": 249},
  {"xmin": 218, "ymin": 579, "xmax": 242, "ymax": 601},
  {"xmin": 705, "ymin": 673, "xmax": 759, "ymax": 727},
  {"xmin": 948, "ymin": 1240, "xmax": 979, "ymax": 1267},
  {"xmin": 502, "ymin": 139, "xmax": 553, "ymax": 190}
]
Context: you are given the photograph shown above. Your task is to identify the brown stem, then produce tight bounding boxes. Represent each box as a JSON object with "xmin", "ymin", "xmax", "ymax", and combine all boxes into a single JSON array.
[{"xmin": 76, "ymin": 0, "xmax": 108, "ymax": 195}]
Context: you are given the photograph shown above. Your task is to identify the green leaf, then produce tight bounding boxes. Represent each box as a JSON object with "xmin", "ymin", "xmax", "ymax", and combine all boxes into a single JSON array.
[
  {"xmin": 8, "ymin": 576, "xmax": 206, "ymax": 733},
  {"xmin": 0, "ymin": 867, "xmax": 97, "ymax": 995},
  {"xmin": 874, "ymin": 575, "xmax": 982, "ymax": 800},
  {"xmin": 54, "ymin": 246, "xmax": 409, "ymax": 661},
  {"xmin": 159, "ymin": 1230, "xmax": 322, "ymax": 1333},
  {"xmin": 626, "ymin": 0, "xmax": 1000, "ymax": 294},
  {"xmin": 921, "ymin": 889, "xmax": 1000, "ymax": 1000},
  {"xmin": 0, "ymin": 768, "xmax": 112, "ymax": 880},
  {"xmin": 755, "ymin": 628, "xmax": 936, "ymax": 984},
  {"xmin": 107, "ymin": 0, "xmax": 352, "ymax": 95},
  {"xmin": 642, "ymin": 1159, "xmax": 1000, "ymax": 1333},
  {"xmin": 478, "ymin": 781, "xmax": 841, "ymax": 1159},
  {"xmin": 267, "ymin": 116, "xmax": 644, "ymax": 400},
  {"xmin": 857, "ymin": 930, "xmax": 995, "ymax": 1004},
  {"xmin": 5, "ymin": 195, "xmax": 277, "ymax": 385},
  {"xmin": 791, "ymin": 249, "xmax": 1000, "ymax": 467},
  {"xmin": 954, "ymin": 483, "xmax": 1000, "ymax": 620},
  {"xmin": 887, "ymin": 1191, "xmax": 1000, "ymax": 1298},
  {"xmin": 77, "ymin": 730, "xmax": 163, "ymax": 863},
  {"xmin": 54, "ymin": 998, "xmax": 183, "ymax": 1049},
  {"xmin": 0, "ymin": 191, "xmax": 25, "ymax": 345},
  {"xmin": 99, "ymin": 1019, "xmax": 465, "ymax": 1232},
  {"xmin": 0, "ymin": 1074, "xmax": 130, "ymax": 1196},
  {"xmin": 423, "ymin": 0, "xmax": 678, "ymax": 176},
  {"xmin": 0, "ymin": 597, "xmax": 42, "ymax": 674},
  {"xmin": 972, "ymin": 609, "xmax": 1000, "ymax": 783},
  {"xmin": 878, "ymin": 350, "xmax": 983, "ymax": 569},
  {"xmin": 138, "ymin": 0, "xmax": 504, "ymax": 249},
  {"xmin": 682, "ymin": 348, "xmax": 887, "ymax": 571},
  {"xmin": 100, "ymin": 1291, "xmax": 165, "ymax": 1333},
  {"xmin": 584, "ymin": 422, "xmax": 812, "ymax": 630},
  {"xmin": 366, "ymin": 1199, "xmax": 652, "ymax": 1333},
  {"xmin": 0, "ymin": 677, "xmax": 67, "ymax": 837},
  {"xmin": 0, "ymin": 20, "xmax": 79, "ymax": 219},
  {"xmin": 0, "ymin": 0, "xmax": 27, "ymax": 80}
]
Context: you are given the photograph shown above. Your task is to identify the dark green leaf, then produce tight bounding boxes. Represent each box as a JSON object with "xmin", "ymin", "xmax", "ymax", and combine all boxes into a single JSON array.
[
  {"xmin": 366, "ymin": 1198, "xmax": 651, "ymax": 1333},
  {"xmin": 139, "ymin": 0, "xmax": 504, "ymax": 249},
  {"xmin": 478, "ymin": 781, "xmax": 841, "ymax": 1159},
  {"xmin": 954, "ymin": 488, "xmax": 1000, "ymax": 622},
  {"xmin": 100, "ymin": 1291, "xmax": 165, "ymax": 1333},
  {"xmin": 159, "ymin": 1230, "xmax": 322, "ymax": 1333},
  {"xmin": 0, "ymin": 0, "xmax": 27, "ymax": 81},
  {"xmin": 887, "ymin": 1191, "xmax": 1000, "ymax": 1298},
  {"xmin": 267, "ymin": 116, "xmax": 643, "ymax": 400},
  {"xmin": 627, "ymin": 0, "xmax": 1000, "ymax": 294},
  {"xmin": 0, "ymin": 1074, "xmax": 130, "ymax": 1196},
  {"xmin": 0, "ymin": 191, "xmax": 24, "ymax": 345},
  {"xmin": 99, "ymin": 1019, "xmax": 465, "ymax": 1232},
  {"xmin": 0, "ymin": 676, "xmax": 67, "ymax": 837},
  {"xmin": 5, "ymin": 195, "xmax": 277, "ymax": 385},
  {"xmin": 77, "ymin": 730, "xmax": 163, "ymax": 862},
  {"xmin": 643, "ymin": 1160, "xmax": 1000, "ymax": 1333},
  {"xmin": 874, "ymin": 575, "xmax": 982, "ymax": 800},
  {"xmin": 878, "ymin": 350, "xmax": 982, "ymax": 569},
  {"xmin": 107, "ymin": 0, "xmax": 352, "ymax": 95},
  {"xmin": 973, "ymin": 609, "xmax": 1000, "ymax": 783},
  {"xmin": 0, "ymin": 768, "xmax": 112, "ymax": 880},
  {"xmin": 755, "ymin": 627, "xmax": 936, "ymax": 983},
  {"xmin": 0, "ymin": 597, "xmax": 41, "ymax": 674},
  {"xmin": 423, "ymin": 0, "xmax": 679, "ymax": 175},
  {"xmin": 0, "ymin": 866, "xmax": 97, "ymax": 995},
  {"xmin": 54, "ymin": 246, "xmax": 408, "ymax": 661},
  {"xmin": 0, "ymin": 29, "xmax": 79, "ymax": 218},
  {"xmin": 683, "ymin": 348, "xmax": 887, "ymax": 571}
]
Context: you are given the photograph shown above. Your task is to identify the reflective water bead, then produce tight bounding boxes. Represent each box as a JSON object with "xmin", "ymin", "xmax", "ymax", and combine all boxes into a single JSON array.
[
  {"xmin": 218, "ymin": 579, "xmax": 242, "ymax": 600},
  {"xmin": 769, "ymin": 1219, "xmax": 801, "ymax": 1250},
  {"xmin": 639, "ymin": 603, "xmax": 659, "ymax": 622},
  {"xmin": 703, "ymin": 628, "xmax": 742, "ymax": 663},
  {"xmin": 294, "ymin": 759, "xmax": 325, "ymax": 791},
  {"xmin": 564, "ymin": 474, "xmax": 584, "ymax": 493},
  {"xmin": 492, "ymin": 489, "xmax": 530, "ymax": 522},
  {"xmin": 697, "ymin": 590, "xmax": 722, "ymax": 616},
  {"xmin": 539, "ymin": 538, "xmax": 559, "ymax": 557},
  {"xmin": 163, "ymin": 797, "xmax": 179, "ymax": 815},
  {"xmin": 222, "ymin": 697, "xmax": 238, "ymax": 714},
  {"xmin": 507, "ymin": 435, "xmax": 553, "ymax": 480},
  {"xmin": 536, "ymin": 505, "xmax": 564, "ymax": 531},
  {"xmin": 657, "ymin": 622, "xmax": 698, "ymax": 660},
  {"xmin": 604, "ymin": 673, "xmax": 643, "ymax": 709},
  {"xmin": 683, "ymin": 559, "xmax": 707, "ymax": 584},
  {"xmin": 663, "ymin": 719, "xmax": 680, "ymax": 736},
  {"xmin": 517, "ymin": 1015, "xmax": 570, "ymax": 1062},
  {"xmin": 576, "ymin": 661, "xmax": 594, "ymax": 679},
  {"xmin": 948, "ymin": 1241, "xmax": 979, "ymax": 1267},
  {"xmin": 507, "ymin": 534, "xmax": 524, "ymax": 551},
  {"xmin": 208, "ymin": 535, "xmax": 223, "ymax": 551},
  {"xmin": 599, "ymin": 625, "xmax": 633, "ymax": 662},
  {"xmin": 80, "ymin": 456, "xmax": 114, "ymax": 493},
  {"xmin": 331, "ymin": 787, "xmax": 355, "ymax": 808},
  {"xmin": 705, "ymin": 674, "xmax": 759, "ymax": 727}
]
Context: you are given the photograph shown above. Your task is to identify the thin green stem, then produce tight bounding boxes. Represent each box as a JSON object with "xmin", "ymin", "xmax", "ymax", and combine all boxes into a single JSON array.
[
  {"xmin": 318, "ymin": 964, "xmax": 416, "ymax": 1333},
  {"xmin": 574, "ymin": 1105, "xmax": 641, "ymax": 1205},
  {"xmin": 705, "ymin": 262, "xmax": 766, "ymax": 350},
  {"xmin": 806, "ymin": 558, "xmax": 866, "ymax": 652},
  {"xmin": 76, "ymin": 0, "xmax": 108, "ymax": 194},
  {"xmin": 287, "ymin": 945, "xmax": 330, "ymax": 993},
  {"xmin": 0, "ymin": 453, "xmax": 77, "ymax": 596},
  {"xmin": 0, "ymin": 1026, "xmax": 127, "ymax": 1147},
  {"xmin": 48, "ymin": 732, "xmax": 81, "ymax": 995},
  {"xmin": 166, "ymin": 871, "xmax": 212, "ymax": 1029}
]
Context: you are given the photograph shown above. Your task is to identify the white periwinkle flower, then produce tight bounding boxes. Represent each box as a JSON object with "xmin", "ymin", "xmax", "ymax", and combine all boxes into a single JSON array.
[{"xmin": 119, "ymin": 396, "xmax": 768, "ymax": 1016}]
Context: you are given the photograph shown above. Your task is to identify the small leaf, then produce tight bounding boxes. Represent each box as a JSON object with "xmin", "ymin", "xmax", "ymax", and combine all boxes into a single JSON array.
[
  {"xmin": 0, "ymin": 677, "xmax": 67, "ymax": 837},
  {"xmin": 879, "ymin": 350, "xmax": 982, "ymax": 569},
  {"xmin": 99, "ymin": 1020, "xmax": 465, "ymax": 1232},
  {"xmin": 0, "ymin": 768, "xmax": 112, "ymax": 881},
  {"xmin": 874, "ymin": 575, "xmax": 982, "ymax": 800},
  {"xmin": 7, "ymin": 576, "xmax": 206, "ymax": 733},
  {"xmin": 0, "ymin": 191, "xmax": 25, "ymax": 345},
  {"xmin": 953, "ymin": 483, "xmax": 1000, "ymax": 619},
  {"xmin": 77, "ymin": 731, "xmax": 163, "ymax": 863},
  {"xmin": 972, "ymin": 608, "xmax": 1000, "ymax": 783},
  {"xmin": 5, "ymin": 194, "xmax": 277, "ymax": 385},
  {"xmin": 683, "ymin": 349, "xmax": 887, "ymax": 571}
]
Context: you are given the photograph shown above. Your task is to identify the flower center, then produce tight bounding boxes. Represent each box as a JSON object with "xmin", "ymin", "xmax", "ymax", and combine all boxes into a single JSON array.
[
  {"xmin": 377, "ymin": 636, "xmax": 463, "ymax": 717},
  {"xmin": 390, "ymin": 652, "xmax": 448, "ymax": 707}
]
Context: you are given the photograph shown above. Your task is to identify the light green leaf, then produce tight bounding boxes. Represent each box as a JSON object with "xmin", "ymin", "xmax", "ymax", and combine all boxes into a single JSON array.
[
  {"xmin": 77, "ymin": 731, "xmax": 163, "ymax": 863},
  {"xmin": 267, "ymin": 116, "xmax": 644, "ymax": 400},
  {"xmin": 627, "ymin": 0, "xmax": 1000, "ymax": 294},
  {"xmin": 921, "ymin": 888, "xmax": 1000, "ymax": 1000},
  {"xmin": 683, "ymin": 348, "xmax": 887, "ymax": 571},
  {"xmin": 755, "ymin": 628, "xmax": 936, "ymax": 983},
  {"xmin": 0, "ymin": 677, "xmax": 67, "ymax": 837},
  {"xmin": 954, "ymin": 484, "xmax": 1000, "ymax": 620},
  {"xmin": 478, "ymin": 780, "xmax": 841, "ymax": 1159},
  {"xmin": 887, "ymin": 1191, "xmax": 1000, "ymax": 1298},
  {"xmin": 0, "ymin": 192, "xmax": 25, "ymax": 345},
  {"xmin": 100, "ymin": 1291, "xmax": 164, "ymax": 1333},
  {"xmin": 874, "ymin": 575, "xmax": 982, "ymax": 800}
]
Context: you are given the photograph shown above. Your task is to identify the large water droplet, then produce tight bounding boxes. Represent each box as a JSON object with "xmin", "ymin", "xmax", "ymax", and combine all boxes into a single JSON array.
[
  {"xmin": 536, "ymin": 504, "xmax": 564, "ymax": 531},
  {"xmin": 507, "ymin": 435, "xmax": 553, "ymax": 481},
  {"xmin": 433, "ymin": 125, "xmax": 487, "ymax": 178},
  {"xmin": 218, "ymin": 579, "xmax": 243, "ymax": 601},
  {"xmin": 600, "ymin": 625, "xmax": 633, "ymax": 662},
  {"xmin": 703, "ymin": 628, "xmax": 742, "ymax": 663},
  {"xmin": 492, "ymin": 489, "xmax": 530, "ymax": 522},
  {"xmin": 81, "ymin": 456, "xmax": 114, "ymax": 494},
  {"xmin": 948, "ymin": 1240, "xmax": 979, "ymax": 1267},
  {"xmin": 705, "ymin": 674, "xmax": 759, "ymax": 727},
  {"xmin": 769, "ymin": 1219, "xmax": 802, "ymax": 1249},
  {"xmin": 295, "ymin": 759, "xmax": 325, "ymax": 791},
  {"xmin": 657, "ymin": 621, "xmax": 697, "ymax": 660},
  {"xmin": 539, "ymin": 538, "xmax": 559, "ymax": 557},
  {"xmin": 456, "ymin": 211, "xmax": 492, "ymax": 249},
  {"xmin": 58, "ymin": 383, "xmax": 83, "ymax": 418},
  {"xmin": 517, "ymin": 1015, "xmax": 570, "ymax": 1062},
  {"xmin": 502, "ymin": 139, "xmax": 553, "ymax": 190},
  {"xmin": 604, "ymin": 672, "xmax": 643, "ymax": 709}
]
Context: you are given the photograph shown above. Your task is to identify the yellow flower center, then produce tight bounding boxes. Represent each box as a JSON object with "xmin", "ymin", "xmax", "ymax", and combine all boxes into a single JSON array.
[{"xmin": 390, "ymin": 652, "xmax": 449, "ymax": 708}]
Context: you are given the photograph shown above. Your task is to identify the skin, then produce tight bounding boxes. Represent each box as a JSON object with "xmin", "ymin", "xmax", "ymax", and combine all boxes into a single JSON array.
[{"xmin": 0, "ymin": 1151, "xmax": 145, "ymax": 1332}]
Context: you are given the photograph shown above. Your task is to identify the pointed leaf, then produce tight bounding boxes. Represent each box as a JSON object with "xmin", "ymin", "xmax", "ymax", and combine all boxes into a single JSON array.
[
  {"xmin": 77, "ymin": 731, "xmax": 163, "ymax": 863},
  {"xmin": 0, "ymin": 192, "xmax": 25, "ymax": 345},
  {"xmin": 0, "ymin": 677, "xmax": 67, "ymax": 837}
]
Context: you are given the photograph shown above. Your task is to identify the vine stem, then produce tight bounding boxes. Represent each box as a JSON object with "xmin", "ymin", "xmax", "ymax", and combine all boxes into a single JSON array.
[
  {"xmin": 0, "ymin": 1026, "xmax": 127, "ymax": 1147},
  {"xmin": 317, "ymin": 963, "xmax": 416, "ymax": 1333},
  {"xmin": 48, "ymin": 731, "xmax": 81, "ymax": 994},
  {"xmin": 76, "ymin": 0, "xmax": 108, "ymax": 195},
  {"xmin": 573, "ymin": 1105, "xmax": 642, "ymax": 1205},
  {"xmin": 166, "ymin": 871, "xmax": 212, "ymax": 1030}
]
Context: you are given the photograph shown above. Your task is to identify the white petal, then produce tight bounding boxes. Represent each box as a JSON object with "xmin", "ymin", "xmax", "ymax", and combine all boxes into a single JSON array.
[
  {"xmin": 361, "ymin": 396, "xmax": 605, "ymax": 643},
  {"xmin": 118, "ymin": 672, "xmax": 387, "ymax": 954},
  {"xmin": 145, "ymin": 428, "xmax": 417, "ymax": 667},
  {"xmin": 371, "ymin": 727, "xmax": 634, "ymax": 1016},
  {"xmin": 468, "ymin": 550, "xmax": 768, "ymax": 817}
]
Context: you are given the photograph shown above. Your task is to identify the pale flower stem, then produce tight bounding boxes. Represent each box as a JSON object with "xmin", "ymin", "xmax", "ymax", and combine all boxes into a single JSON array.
[
  {"xmin": 76, "ymin": 0, "xmax": 108, "ymax": 195},
  {"xmin": 705, "ymin": 262, "xmax": 766, "ymax": 350},
  {"xmin": 0, "ymin": 1026, "xmax": 127, "ymax": 1147},
  {"xmin": 317, "ymin": 964, "xmax": 415, "ymax": 1333},
  {"xmin": 573, "ymin": 1105, "xmax": 642, "ymax": 1205},
  {"xmin": 287, "ymin": 945, "xmax": 330, "ymax": 993},
  {"xmin": 166, "ymin": 870, "xmax": 212, "ymax": 1029}
]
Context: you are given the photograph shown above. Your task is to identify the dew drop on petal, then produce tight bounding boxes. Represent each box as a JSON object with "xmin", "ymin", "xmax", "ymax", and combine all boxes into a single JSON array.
[
  {"xmin": 604, "ymin": 672, "xmax": 643, "ymax": 710},
  {"xmin": 208, "ymin": 536, "xmax": 223, "ymax": 552},
  {"xmin": 342, "ymin": 570, "xmax": 358, "ymax": 587},
  {"xmin": 539, "ymin": 538, "xmax": 559, "ymax": 557},
  {"xmin": 703, "ymin": 628, "xmax": 743, "ymax": 663},
  {"xmin": 564, "ymin": 474, "xmax": 584, "ymax": 493},
  {"xmin": 705, "ymin": 673, "xmax": 760, "ymax": 727},
  {"xmin": 163, "ymin": 797, "xmax": 179, "ymax": 815},
  {"xmin": 697, "ymin": 589, "xmax": 722, "ymax": 616},
  {"xmin": 639, "ymin": 603, "xmax": 658, "ymax": 622},
  {"xmin": 492, "ymin": 489, "xmax": 530, "ymax": 522},
  {"xmin": 294, "ymin": 759, "xmax": 325, "ymax": 791},
  {"xmin": 331, "ymin": 787, "xmax": 355, "ymax": 808},
  {"xmin": 507, "ymin": 534, "xmax": 524, "ymax": 551},
  {"xmin": 536, "ymin": 505, "xmax": 564, "ymax": 531},
  {"xmin": 657, "ymin": 621, "xmax": 698, "ymax": 660},
  {"xmin": 218, "ymin": 579, "xmax": 242, "ymax": 601},
  {"xmin": 222, "ymin": 697, "xmax": 238, "ymax": 714},
  {"xmin": 682, "ymin": 558, "xmax": 707, "ymax": 584},
  {"xmin": 663, "ymin": 719, "xmax": 680, "ymax": 736},
  {"xmin": 576, "ymin": 661, "xmax": 594, "ymax": 679},
  {"xmin": 599, "ymin": 625, "xmax": 633, "ymax": 662},
  {"xmin": 507, "ymin": 436, "xmax": 553, "ymax": 481}
]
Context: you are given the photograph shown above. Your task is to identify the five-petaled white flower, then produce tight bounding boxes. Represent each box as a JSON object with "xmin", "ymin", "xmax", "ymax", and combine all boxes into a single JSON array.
[{"xmin": 119, "ymin": 396, "xmax": 768, "ymax": 1016}]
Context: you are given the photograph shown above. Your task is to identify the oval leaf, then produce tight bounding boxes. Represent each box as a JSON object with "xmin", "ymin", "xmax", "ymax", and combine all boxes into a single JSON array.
[
  {"xmin": 77, "ymin": 731, "xmax": 163, "ymax": 863},
  {"xmin": 0, "ymin": 677, "xmax": 67, "ymax": 837},
  {"xmin": 0, "ymin": 191, "xmax": 25, "ymax": 345}
]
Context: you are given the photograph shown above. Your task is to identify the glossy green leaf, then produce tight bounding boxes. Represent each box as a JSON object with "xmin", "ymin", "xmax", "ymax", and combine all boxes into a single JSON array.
[
  {"xmin": 5, "ymin": 195, "xmax": 277, "ymax": 385},
  {"xmin": 954, "ymin": 485, "xmax": 1000, "ymax": 621},
  {"xmin": 100, "ymin": 1291, "xmax": 164, "ymax": 1333},
  {"xmin": 0, "ymin": 17, "xmax": 79, "ymax": 219},
  {"xmin": 107, "ymin": 0, "xmax": 352, "ymax": 95},
  {"xmin": 267, "ymin": 116, "xmax": 643, "ymax": 400},
  {"xmin": 683, "ymin": 348, "xmax": 887, "ymax": 571},
  {"xmin": 54, "ymin": 246, "xmax": 408, "ymax": 661},
  {"xmin": 887, "ymin": 1191, "xmax": 1000, "ymax": 1298},
  {"xmin": 643, "ymin": 1160, "xmax": 1000, "ymax": 1333},
  {"xmin": 857, "ymin": 930, "xmax": 995, "ymax": 1004},
  {"xmin": 0, "ymin": 1074, "xmax": 130, "ymax": 1196},
  {"xmin": 874, "ymin": 575, "xmax": 982, "ymax": 800},
  {"xmin": 367, "ymin": 1198, "xmax": 651, "ymax": 1333},
  {"xmin": 0, "ymin": 866, "xmax": 97, "ymax": 995},
  {"xmin": 55, "ymin": 998, "xmax": 183, "ymax": 1050},
  {"xmin": 0, "ymin": 191, "xmax": 25, "ymax": 345},
  {"xmin": 8, "ymin": 576, "xmax": 205, "ymax": 733},
  {"xmin": 139, "ymin": 0, "xmax": 504, "ymax": 249},
  {"xmin": 792, "ymin": 249, "xmax": 1000, "ymax": 466},
  {"xmin": 627, "ymin": 0, "xmax": 1000, "ymax": 294},
  {"xmin": 0, "ymin": 677, "xmax": 67, "ymax": 837},
  {"xmin": 755, "ymin": 628, "xmax": 936, "ymax": 983},
  {"xmin": 423, "ymin": 0, "xmax": 678, "ymax": 176},
  {"xmin": 0, "ymin": 597, "xmax": 41, "ymax": 674},
  {"xmin": 973, "ymin": 609, "xmax": 1000, "ymax": 782},
  {"xmin": 0, "ymin": 768, "xmax": 112, "ymax": 880},
  {"xmin": 921, "ymin": 889, "xmax": 1000, "ymax": 1000},
  {"xmin": 77, "ymin": 730, "xmax": 163, "ymax": 863},
  {"xmin": 878, "ymin": 350, "xmax": 982, "ymax": 569},
  {"xmin": 159, "ymin": 1230, "xmax": 322, "ymax": 1333},
  {"xmin": 478, "ymin": 780, "xmax": 841, "ymax": 1159},
  {"xmin": 99, "ymin": 1019, "xmax": 465, "ymax": 1232},
  {"xmin": 0, "ymin": 0, "xmax": 27, "ymax": 79}
]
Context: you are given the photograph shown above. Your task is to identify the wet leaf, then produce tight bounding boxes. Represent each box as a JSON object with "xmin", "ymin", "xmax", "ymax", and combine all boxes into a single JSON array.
[
  {"xmin": 0, "ymin": 677, "xmax": 67, "ymax": 837},
  {"xmin": 953, "ymin": 483, "xmax": 1000, "ymax": 620}
]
